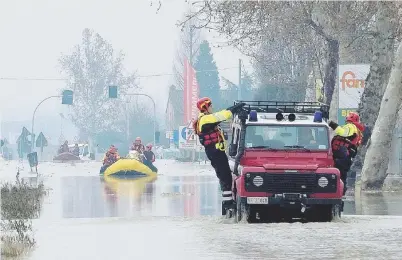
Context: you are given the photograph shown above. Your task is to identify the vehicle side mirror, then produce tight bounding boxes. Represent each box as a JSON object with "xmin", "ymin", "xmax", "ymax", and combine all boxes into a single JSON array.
[
  {"xmin": 238, "ymin": 110, "xmax": 248, "ymax": 121},
  {"xmin": 229, "ymin": 143, "xmax": 238, "ymax": 157}
]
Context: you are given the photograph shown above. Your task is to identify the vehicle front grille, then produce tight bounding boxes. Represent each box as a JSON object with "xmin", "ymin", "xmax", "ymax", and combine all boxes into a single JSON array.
[{"xmin": 245, "ymin": 173, "xmax": 317, "ymax": 193}]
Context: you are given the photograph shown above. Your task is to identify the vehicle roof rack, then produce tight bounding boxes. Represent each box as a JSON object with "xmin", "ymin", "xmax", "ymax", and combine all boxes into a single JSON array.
[{"xmin": 234, "ymin": 100, "xmax": 329, "ymax": 119}]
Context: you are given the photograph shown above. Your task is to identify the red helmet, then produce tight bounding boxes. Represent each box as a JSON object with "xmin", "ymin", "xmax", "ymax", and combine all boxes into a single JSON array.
[
  {"xmin": 197, "ymin": 97, "xmax": 212, "ymax": 112},
  {"xmin": 346, "ymin": 112, "xmax": 360, "ymax": 123}
]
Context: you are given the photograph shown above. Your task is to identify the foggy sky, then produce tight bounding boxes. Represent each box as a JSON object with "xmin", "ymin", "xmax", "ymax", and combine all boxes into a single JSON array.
[{"xmin": 0, "ymin": 0, "xmax": 250, "ymax": 127}]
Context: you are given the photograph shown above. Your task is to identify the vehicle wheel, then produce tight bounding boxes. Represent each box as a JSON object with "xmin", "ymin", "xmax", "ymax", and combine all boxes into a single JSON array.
[
  {"xmin": 234, "ymin": 195, "xmax": 243, "ymax": 222},
  {"xmin": 309, "ymin": 205, "xmax": 341, "ymax": 222},
  {"xmin": 234, "ymin": 195, "xmax": 257, "ymax": 223}
]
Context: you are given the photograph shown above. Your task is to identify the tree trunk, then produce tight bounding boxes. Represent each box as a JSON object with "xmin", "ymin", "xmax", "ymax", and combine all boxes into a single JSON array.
[
  {"xmin": 361, "ymin": 40, "xmax": 402, "ymax": 190},
  {"xmin": 324, "ymin": 39, "xmax": 339, "ymax": 109},
  {"xmin": 351, "ymin": 2, "xmax": 398, "ymax": 180}
]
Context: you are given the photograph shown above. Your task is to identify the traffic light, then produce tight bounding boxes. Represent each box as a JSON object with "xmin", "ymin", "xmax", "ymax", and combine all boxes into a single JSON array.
[
  {"xmin": 109, "ymin": 86, "xmax": 118, "ymax": 98},
  {"xmin": 62, "ymin": 90, "xmax": 73, "ymax": 105}
]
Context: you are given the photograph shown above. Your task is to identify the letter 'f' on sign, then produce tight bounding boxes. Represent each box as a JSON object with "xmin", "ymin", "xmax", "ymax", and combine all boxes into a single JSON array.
[{"xmin": 340, "ymin": 71, "xmax": 365, "ymax": 90}]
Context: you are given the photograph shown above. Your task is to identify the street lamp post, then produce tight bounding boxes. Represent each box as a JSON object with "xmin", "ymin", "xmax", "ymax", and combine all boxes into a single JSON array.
[
  {"xmin": 108, "ymin": 86, "xmax": 156, "ymax": 145},
  {"xmin": 31, "ymin": 95, "xmax": 61, "ymax": 151},
  {"xmin": 31, "ymin": 90, "xmax": 73, "ymax": 151}
]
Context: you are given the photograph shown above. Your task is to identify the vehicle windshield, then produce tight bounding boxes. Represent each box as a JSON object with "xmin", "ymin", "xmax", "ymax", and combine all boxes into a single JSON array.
[{"xmin": 244, "ymin": 124, "xmax": 329, "ymax": 150}]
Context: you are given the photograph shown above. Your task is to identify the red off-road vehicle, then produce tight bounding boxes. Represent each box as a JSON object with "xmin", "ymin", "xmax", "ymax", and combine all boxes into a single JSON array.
[{"xmin": 226, "ymin": 101, "xmax": 343, "ymax": 223}]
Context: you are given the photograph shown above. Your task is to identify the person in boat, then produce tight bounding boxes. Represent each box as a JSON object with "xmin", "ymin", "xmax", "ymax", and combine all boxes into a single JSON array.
[
  {"xmin": 72, "ymin": 143, "xmax": 80, "ymax": 156},
  {"xmin": 194, "ymin": 97, "xmax": 245, "ymax": 208},
  {"xmin": 131, "ymin": 137, "xmax": 145, "ymax": 153},
  {"xmin": 58, "ymin": 140, "xmax": 69, "ymax": 154},
  {"xmin": 328, "ymin": 112, "xmax": 365, "ymax": 195},
  {"xmin": 100, "ymin": 145, "xmax": 121, "ymax": 174},
  {"xmin": 143, "ymin": 143, "xmax": 155, "ymax": 163},
  {"xmin": 126, "ymin": 150, "xmax": 143, "ymax": 161},
  {"xmin": 102, "ymin": 145, "xmax": 120, "ymax": 167},
  {"xmin": 142, "ymin": 143, "xmax": 158, "ymax": 172}
]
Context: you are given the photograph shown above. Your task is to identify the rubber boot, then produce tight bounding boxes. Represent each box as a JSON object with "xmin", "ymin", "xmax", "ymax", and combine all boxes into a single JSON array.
[{"xmin": 221, "ymin": 189, "xmax": 235, "ymax": 215}]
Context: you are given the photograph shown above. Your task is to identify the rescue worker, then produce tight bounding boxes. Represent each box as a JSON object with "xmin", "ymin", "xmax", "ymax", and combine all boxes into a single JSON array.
[
  {"xmin": 194, "ymin": 97, "xmax": 245, "ymax": 208},
  {"xmin": 328, "ymin": 112, "xmax": 364, "ymax": 195},
  {"xmin": 143, "ymin": 143, "xmax": 155, "ymax": 163},
  {"xmin": 143, "ymin": 143, "xmax": 158, "ymax": 172},
  {"xmin": 58, "ymin": 140, "xmax": 69, "ymax": 154},
  {"xmin": 100, "ymin": 145, "xmax": 120, "ymax": 173},
  {"xmin": 126, "ymin": 150, "xmax": 143, "ymax": 161},
  {"xmin": 72, "ymin": 143, "xmax": 80, "ymax": 156},
  {"xmin": 131, "ymin": 137, "xmax": 145, "ymax": 153}
]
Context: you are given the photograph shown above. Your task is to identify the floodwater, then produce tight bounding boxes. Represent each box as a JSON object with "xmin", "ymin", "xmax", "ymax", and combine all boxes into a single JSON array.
[{"xmin": 2, "ymin": 160, "xmax": 402, "ymax": 259}]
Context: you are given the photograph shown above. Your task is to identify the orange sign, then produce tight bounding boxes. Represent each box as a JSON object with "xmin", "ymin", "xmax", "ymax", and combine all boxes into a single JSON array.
[{"xmin": 340, "ymin": 71, "xmax": 365, "ymax": 90}]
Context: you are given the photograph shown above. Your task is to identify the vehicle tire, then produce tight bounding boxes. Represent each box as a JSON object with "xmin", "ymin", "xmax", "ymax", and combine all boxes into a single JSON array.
[
  {"xmin": 235, "ymin": 195, "xmax": 257, "ymax": 223},
  {"xmin": 234, "ymin": 194, "xmax": 243, "ymax": 223}
]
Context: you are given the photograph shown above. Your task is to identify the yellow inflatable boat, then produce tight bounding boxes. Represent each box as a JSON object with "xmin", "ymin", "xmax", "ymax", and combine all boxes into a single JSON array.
[{"xmin": 101, "ymin": 158, "xmax": 157, "ymax": 177}]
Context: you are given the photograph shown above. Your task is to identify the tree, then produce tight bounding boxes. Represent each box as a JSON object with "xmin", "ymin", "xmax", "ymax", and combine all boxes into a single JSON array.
[
  {"xmin": 182, "ymin": 1, "xmax": 376, "ymax": 116},
  {"xmin": 361, "ymin": 40, "xmax": 402, "ymax": 190},
  {"xmin": 173, "ymin": 11, "xmax": 203, "ymax": 90},
  {"xmin": 127, "ymin": 101, "xmax": 155, "ymax": 145},
  {"xmin": 350, "ymin": 2, "xmax": 399, "ymax": 181},
  {"xmin": 241, "ymin": 69, "xmax": 254, "ymax": 101},
  {"xmin": 220, "ymin": 77, "xmax": 236, "ymax": 108},
  {"xmin": 59, "ymin": 28, "xmax": 138, "ymax": 137},
  {"xmin": 194, "ymin": 40, "xmax": 220, "ymax": 107},
  {"xmin": 220, "ymin": 68, "xmax": 254, "ymax": 107}
]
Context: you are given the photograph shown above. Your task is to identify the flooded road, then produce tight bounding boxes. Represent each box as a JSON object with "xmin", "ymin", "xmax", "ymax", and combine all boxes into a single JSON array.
[{"xmin": 2, "ymin": 160, "xmax": 402, "ymax": 259}]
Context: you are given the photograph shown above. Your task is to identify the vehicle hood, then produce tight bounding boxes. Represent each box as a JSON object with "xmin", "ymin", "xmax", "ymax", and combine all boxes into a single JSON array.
[{"xmin": 241, "ymin": 150, "xmax": 333, "ymax": 170}]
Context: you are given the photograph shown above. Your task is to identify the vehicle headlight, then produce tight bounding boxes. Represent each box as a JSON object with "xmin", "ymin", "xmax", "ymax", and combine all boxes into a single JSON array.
[
  {"xmin": 318, "ymin": 176, "xmax": 329, "ymax": 187},
  {"xmin": 252, "ymin": 176, "xmax": 264, "ymax": 187}
]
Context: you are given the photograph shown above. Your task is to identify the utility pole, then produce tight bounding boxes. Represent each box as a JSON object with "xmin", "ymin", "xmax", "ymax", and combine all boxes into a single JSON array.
[
  {"xmin": 238, "ymin": 59, "xmax": 242, "ymax": 100},
  {"xmin": 189, "ymin": 25, "xmax": 193, "ymax": 66},
  {"xmin": 189, "ymin": 25, "xmax": 195, "ymax": 162}
]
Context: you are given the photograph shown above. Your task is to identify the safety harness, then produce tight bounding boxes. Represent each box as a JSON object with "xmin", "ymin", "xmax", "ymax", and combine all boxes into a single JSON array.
[
  {"xmin": 331, "ymin": 126, "xmax": 362, "ymax": 158},
  {"xmin": 194, "ymin": 117, "xmax": 224, "ymax": 148}
]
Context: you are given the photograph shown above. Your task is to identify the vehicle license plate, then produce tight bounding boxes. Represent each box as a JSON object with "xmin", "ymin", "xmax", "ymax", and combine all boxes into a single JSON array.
[{"xmin": 247, "ymin": 197, "xmax": 269, "ymax": 204}]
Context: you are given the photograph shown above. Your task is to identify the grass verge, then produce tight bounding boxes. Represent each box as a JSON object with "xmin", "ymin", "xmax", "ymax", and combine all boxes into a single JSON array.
[{"xmin": 1, "ymin": 179, "xmax": 46, "ymax": 258}]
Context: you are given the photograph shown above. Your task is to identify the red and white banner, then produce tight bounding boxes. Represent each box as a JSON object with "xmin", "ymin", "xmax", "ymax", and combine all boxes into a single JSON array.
[{"xmin": 183, "ymin": 58, "xmax": 200, "ymax": 126}]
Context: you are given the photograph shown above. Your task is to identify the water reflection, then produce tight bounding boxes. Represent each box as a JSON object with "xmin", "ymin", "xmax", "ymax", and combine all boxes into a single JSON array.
[
  {"xmin": 357, "ymin": 192, "xmax": 388, "ymax": 215},
  {"xmin": 60, "ymin": 175, "xmax": 402, "ymax": 218},
  {"xmin": 61, "ymin": 175, "xmax": 222, "ymax": 218}
]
